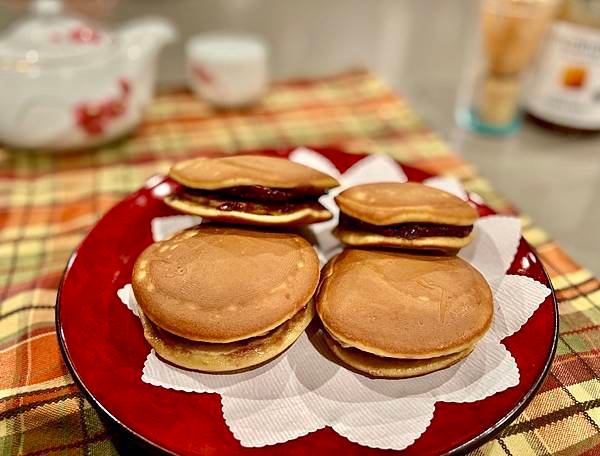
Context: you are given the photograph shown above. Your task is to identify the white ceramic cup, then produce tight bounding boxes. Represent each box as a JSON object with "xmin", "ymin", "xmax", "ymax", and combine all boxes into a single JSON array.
[{"xmin": 186, "ymin": 34, "xmax": 269, "ymax": 108}]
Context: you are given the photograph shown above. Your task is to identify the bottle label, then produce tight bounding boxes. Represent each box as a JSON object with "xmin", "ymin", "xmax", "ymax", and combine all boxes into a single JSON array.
[{"xmin": 526, "ymin": 21, "xmax": 600, "ymax": 130}]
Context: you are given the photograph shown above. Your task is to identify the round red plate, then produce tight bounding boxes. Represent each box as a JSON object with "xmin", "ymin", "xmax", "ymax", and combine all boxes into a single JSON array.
[{"xmin": 57, "ymin": 147, "xmax": 558, "ymax": 455}]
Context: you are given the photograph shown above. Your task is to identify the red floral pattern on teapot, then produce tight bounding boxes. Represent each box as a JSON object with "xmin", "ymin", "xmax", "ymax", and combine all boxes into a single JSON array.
[
  {"xmin": 50, "ymin": 26, "xmax": 102, "ymax": 44},
  {"xmin": 75, "ymin": 78, "xmax": 130, "ymax": 136}
]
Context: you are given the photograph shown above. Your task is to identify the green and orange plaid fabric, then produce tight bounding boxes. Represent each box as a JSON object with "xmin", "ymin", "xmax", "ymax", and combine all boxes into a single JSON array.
[{"xmin": 1, "ymin": 70, "xmax": 598, "ymax": 455}]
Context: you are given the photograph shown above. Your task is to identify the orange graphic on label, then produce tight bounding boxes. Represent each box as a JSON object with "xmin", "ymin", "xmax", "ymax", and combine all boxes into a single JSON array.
[{"xmin": 561, "ymin": 66, "xmax": 587, "ymax": 89}]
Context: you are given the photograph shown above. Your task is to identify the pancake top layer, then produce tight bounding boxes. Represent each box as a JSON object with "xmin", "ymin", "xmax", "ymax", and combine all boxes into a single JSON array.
[
  {"xmin": 132, "ymin": 225, "xmax": 320, "ymax": 343},
  {"xmin": 316, "ymin": 249, "xmax": 493, "ymax": 358},
  {"xmin": 169, "ymin": 155, "xmax": 340, "ymax": 190},
  {"xmin": 335, "ymin": 182, "xmax": 478, "ymax": 226}
]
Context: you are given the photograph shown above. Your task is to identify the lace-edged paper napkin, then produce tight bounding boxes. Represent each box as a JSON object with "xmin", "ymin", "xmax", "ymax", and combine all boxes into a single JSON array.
[{"xmin": 117, "ymin": 148, "xmax": 551, "ymax": 450}]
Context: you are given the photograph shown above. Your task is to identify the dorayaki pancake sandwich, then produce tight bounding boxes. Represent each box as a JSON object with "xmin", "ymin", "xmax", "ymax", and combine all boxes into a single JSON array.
[
  {"xmin": 316, "ymin": 249, "xmax": 493, "ymax": 378},
  {"xmin": 334, "ymin": 182, "xmax": 478, "ymax": 252},
  {"xmin": 165, "ymin": 155, "xmax": 339, "ymax": 226},
  {"xmin": 132, "ymin": 225, "xmax": 320, "ymax": 372}
]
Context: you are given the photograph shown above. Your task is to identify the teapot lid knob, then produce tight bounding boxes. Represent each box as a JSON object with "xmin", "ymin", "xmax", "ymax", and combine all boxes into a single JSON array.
[{"xmin": 31, "ymin": 0, "xmax": 63, "ymax": 16}]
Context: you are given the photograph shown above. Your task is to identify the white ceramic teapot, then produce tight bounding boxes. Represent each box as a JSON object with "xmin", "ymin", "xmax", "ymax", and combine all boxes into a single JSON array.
[{"xmin": 0, "ymin": 0, "xmax": 176, "ymax": 150}]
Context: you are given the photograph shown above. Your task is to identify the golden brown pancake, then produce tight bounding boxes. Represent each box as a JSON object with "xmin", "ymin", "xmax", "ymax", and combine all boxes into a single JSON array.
[
  {"xmin": 166, "ymin": 155, "xmax": 339, "ymax": 226},
  {"xmin": 334, "ymin": 182, "xmax": 478, "ymax": 251},
  {"xmin": 132, "ymin": 225, "xmax": 320, "ymax": 372},
  {"xmin": 323, "ymin": 332, "xmax": 473, "ymax": 378},
  {"xmin": 140, "ymin": 301, "xmax": 315, "ymax": 373},
  {"xmin": 333, "ymin": 229, "xmax": 474, "ymax": 253},
  {"xmin": 316, "ymin": 249, "xmax": 492, "ymax": 378},
  {"xmin": 170, "ymin": 155, "xmax": 339, "ymax": 190},
  {"xmin": 133, "ymin": 225, "xmax": 320, "ymax": 343}
]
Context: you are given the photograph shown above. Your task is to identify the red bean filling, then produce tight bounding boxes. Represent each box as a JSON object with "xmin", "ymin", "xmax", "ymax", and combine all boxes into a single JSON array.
[
  {"xmin": 180, "ymin": 188, "xmax": 326, "ymax": 215},
  {"xmin": 338, "ymin": 213, "xmax": 473, "ymax": 239},
  {"xmin": 189, "ymin": 185, "xmax": 325, "ymax": 203}
]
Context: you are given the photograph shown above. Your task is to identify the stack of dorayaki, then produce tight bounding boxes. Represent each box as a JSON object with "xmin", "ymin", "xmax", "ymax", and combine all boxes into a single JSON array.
[
  {"xmin": 132, "ymin": 155, "xmax": 493, "ymax": 378},
  {"xmin": 133, "ymin": 155, "xmax": 338, "ymax": 372},
  {"xmin": 318, "ymin": 183, "xmax": 493, "ymax": 378}
]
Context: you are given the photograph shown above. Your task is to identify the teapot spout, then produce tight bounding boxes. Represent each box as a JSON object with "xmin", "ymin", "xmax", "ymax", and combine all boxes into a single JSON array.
[{"xmin": 120, "ymin": 17, "xmax": 177, "ymax": 51}]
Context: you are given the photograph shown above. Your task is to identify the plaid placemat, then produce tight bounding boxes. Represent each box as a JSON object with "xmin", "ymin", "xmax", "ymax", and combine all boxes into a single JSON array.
[{"xmin": 1, "ymin": 70, "xmax": 598, "ymax": 455}]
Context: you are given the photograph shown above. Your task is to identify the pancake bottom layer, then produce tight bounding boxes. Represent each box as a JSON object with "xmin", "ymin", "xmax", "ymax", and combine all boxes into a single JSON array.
[
  {"xmin": 140, "ymin": 300, "xmax": 315, "ymax": 372},
  {"xmin": 333, "ymin": 227, "xmax": 474, "ymax": 251},
  {"xmin": 324, "ymin": 332, "xmax": 473, "ymax": 378},
  {"xmin": 165, "ymin": 194, "xmax": 331, "ymax": 226}
]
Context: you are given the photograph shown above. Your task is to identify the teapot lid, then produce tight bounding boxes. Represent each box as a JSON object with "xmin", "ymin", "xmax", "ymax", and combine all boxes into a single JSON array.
[{"xmin": 0, "ymin": 0, "xmax": 117, "ymax": 67}]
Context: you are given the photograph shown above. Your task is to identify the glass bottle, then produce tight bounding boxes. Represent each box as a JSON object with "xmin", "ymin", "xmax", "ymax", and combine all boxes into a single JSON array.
[{"xmin": 526, "ymin": 0, "xmax": 600, "ymax": 133}]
